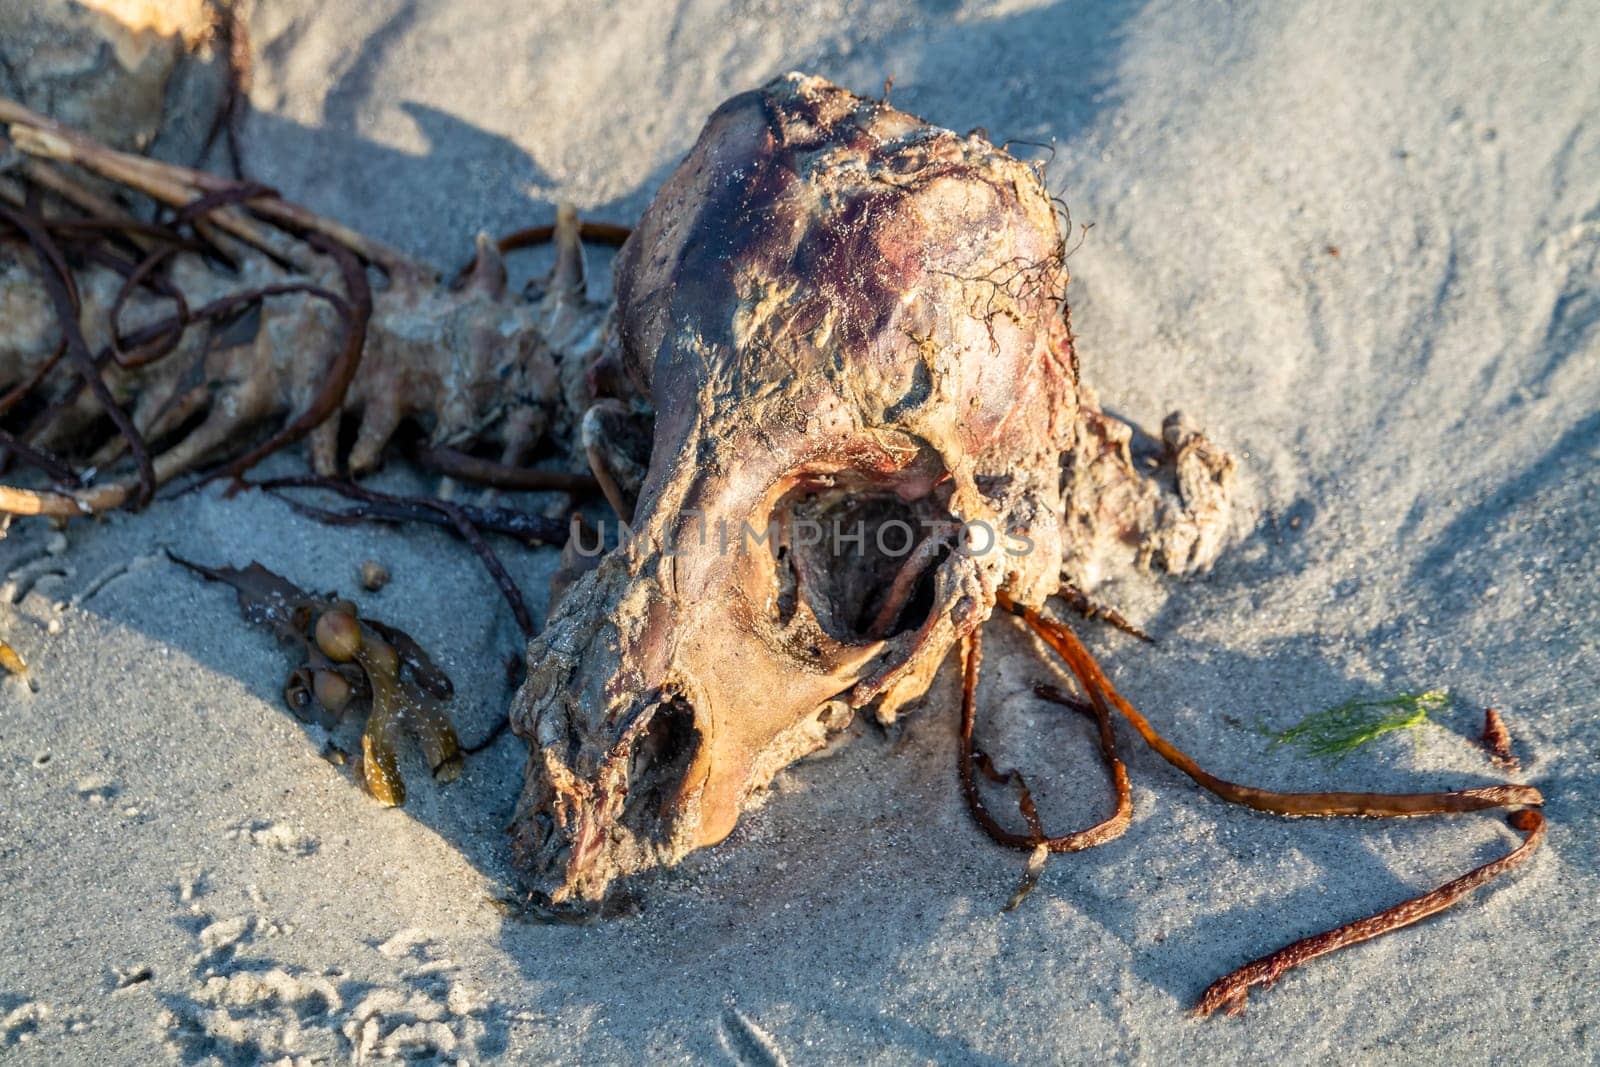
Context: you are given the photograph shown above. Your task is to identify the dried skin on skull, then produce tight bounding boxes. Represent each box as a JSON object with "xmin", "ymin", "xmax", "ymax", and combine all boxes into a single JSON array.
[{"xmin": 510, "ymin": 73, "xmax": 1084, "ymax": 905}]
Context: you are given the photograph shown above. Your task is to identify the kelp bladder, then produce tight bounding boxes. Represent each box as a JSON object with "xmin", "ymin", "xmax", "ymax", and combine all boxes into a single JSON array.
[{"xmin": 170, "ymin": 553, "xmax": 462, "ymax": 806}]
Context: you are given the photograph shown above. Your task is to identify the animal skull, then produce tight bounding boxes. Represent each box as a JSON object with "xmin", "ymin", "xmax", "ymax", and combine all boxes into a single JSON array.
[{"xmin": 509, "ymin": 73, "xmax": 1080, "ymax": 906}]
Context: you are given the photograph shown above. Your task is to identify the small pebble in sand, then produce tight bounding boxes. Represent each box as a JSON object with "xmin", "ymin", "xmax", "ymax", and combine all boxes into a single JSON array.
[
  {"xmin": 74, "ymin": 776, "xmax": 117, "ymax": 803},
  {"xmin": 112, "ymin": 964, "xmax": 153, "ymax": 991},
  {"xmin": 0, "ymin": 637, "xmax": 26, "ymax": 676},
  {"xmin": 360, "ymin": 560, "xmax": 390, "ymax": 591}
]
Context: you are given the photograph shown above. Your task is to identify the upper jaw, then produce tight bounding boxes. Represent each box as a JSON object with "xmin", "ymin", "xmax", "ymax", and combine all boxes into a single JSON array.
[{"xmin": 507, "ymin": 487, "xmax": 1010, "ymax": 907}]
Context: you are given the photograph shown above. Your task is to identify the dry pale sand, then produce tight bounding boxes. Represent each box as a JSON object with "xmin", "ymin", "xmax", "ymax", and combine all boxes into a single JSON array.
[{"xmin": 2, "ymin": 0, "xmax": 1597, "ymax": 1062}]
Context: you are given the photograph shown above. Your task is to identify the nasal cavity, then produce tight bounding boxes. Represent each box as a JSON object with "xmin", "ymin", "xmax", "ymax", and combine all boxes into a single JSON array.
[{"xmin": 620, "ymin": 696, "xmax": 701, "ymax": 836}]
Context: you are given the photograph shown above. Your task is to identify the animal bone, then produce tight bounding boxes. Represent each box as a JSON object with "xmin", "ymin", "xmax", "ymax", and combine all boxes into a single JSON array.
[
  {"xmin": 0, "ymin": 96, "xmax": 605, "ymax": 514},
  {"xmin": 507, "ymin": 73, "xmax": 1231, "ymax": 905},
  {"xmin": 507, "ymin": 77, "xmax": 1541, "ymax": 1018}
]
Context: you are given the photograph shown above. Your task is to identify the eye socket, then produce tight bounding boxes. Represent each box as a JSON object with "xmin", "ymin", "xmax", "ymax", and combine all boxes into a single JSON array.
[{"xmin": 766, "ymin": 481, "xmax": 949, "ymax": 644}]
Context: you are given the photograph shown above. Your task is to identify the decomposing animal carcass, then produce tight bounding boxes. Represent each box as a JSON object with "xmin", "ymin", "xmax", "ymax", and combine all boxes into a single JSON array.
[
  {"xmin": 0, "ymin": 100, "xmax": 610, "ymax": 518},
  {"xmin": 507, "ymin": 75, "xmax": 1542, "ymax": 1015},
  {"xmin": 0, "ymin": 66, "xmax": 1543, "ymax": 1017}
]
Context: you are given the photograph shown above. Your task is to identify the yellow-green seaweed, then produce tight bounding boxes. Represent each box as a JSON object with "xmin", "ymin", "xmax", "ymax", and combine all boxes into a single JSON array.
[
  {"xmin": 1273, "ymin": 689, "xmax": 1449, "ymax": 761},
  {"xmin": 170, "ymin": 552, "xmax": 464, "ymax": 808}
]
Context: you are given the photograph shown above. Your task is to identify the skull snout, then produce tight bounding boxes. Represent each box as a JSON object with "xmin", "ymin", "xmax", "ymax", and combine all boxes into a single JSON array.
[{"xmin": 514, "ymin": 675, "xmax": 709, "ymax": 907}]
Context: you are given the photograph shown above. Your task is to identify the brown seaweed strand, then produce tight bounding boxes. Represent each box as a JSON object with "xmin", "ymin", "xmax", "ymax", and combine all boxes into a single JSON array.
[
  {"xmin": 0, "ymin": 340, "xmax": 63, "ymax": 419},
  {"xmin": 1195, "ymin": 809, "xmax": 1546, "ymax": 1017},
  {"xmin": 0, "ymin": 428, "xmax": 79, "ymax": 485},
  {"xmin": 996, "ymin": 592, "xmax": 1544, "ymax": 817},
  {"xmin": 107, "ymin": 243, "xmax": 190, "ymax": 369},
  {"xmin": 1055, "ymin": 581, "xmax": 1154, "ymax": 643},
  {"xmin": 196, "ymin": 0, "xmax": 253, "ymax": 179},
  {"xmin": 1033, "ymin": 682, "xmax": 1094, "ymax": 718},
  {"xmin": 0, "ymin": 202, "xmax": 158, "ymax": 505},
  {"xmin": 252, "ymin": 476, "xmax": 538, "ymax": 638},
  {"xmin": 410, "ymin": 443, "xmax": 599, "ymax": 494},
  {"xmin": 256, "ymin": 475, "xmax": 566, "ymax": 546},
  {"xmin": 446, "ymin": 220, "xmax": 634, "ymax": 285},
  {"xmin": 212, "ymin": 235, "xmax": 370, "ymax": 484},
  {"xmin": 498, "ymin": 220, "xmax": 633, "ymax": 252},
  {"xmin": 57, "ymin": 273, "xmax": 355, "ymax": 448},
  {"xmin": 423, "ymin": 497, "xmax": 537, "ymax": 639},
  {"xmin": 105, "ymin": 183, "xmax": 281, "ymax": 369},
  {"xmin": 958, "ymin": 625, "xmax": 1133, "ymax": 853}
]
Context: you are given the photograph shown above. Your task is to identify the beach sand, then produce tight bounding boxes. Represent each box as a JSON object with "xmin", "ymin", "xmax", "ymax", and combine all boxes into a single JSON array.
[{"xmin": 1, "ymin": 0, "xmax": 1596, "ymax": 1061}]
